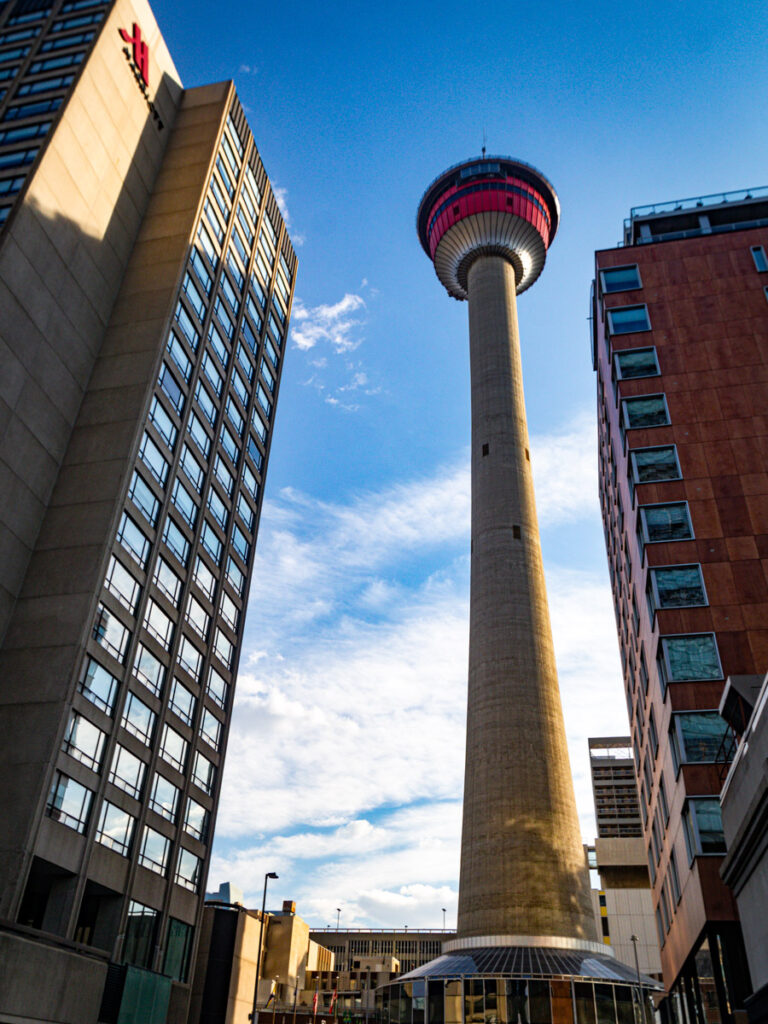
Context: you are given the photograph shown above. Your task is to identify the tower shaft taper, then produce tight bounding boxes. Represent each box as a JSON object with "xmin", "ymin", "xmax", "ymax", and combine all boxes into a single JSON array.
[{"xmin": 457, "ymin": 255, "xmax": 595, "ymax": 941}]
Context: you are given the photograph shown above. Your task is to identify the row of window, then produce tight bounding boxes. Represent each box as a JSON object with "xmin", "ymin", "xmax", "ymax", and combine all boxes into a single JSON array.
[{"xmin": 47, "ymin": 770, "xmax": 202, "ymax": 890}]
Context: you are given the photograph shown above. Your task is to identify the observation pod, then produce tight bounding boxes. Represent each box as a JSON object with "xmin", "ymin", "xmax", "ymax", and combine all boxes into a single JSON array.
[{"xmin": 376, "ymin": 158, "xmax": 663, "ymax": 1024}]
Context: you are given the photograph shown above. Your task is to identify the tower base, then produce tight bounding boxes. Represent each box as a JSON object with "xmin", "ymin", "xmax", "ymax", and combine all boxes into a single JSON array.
[{"xmin": 376, "ymin": 942, "xmax": 662, "ymax": 1024}]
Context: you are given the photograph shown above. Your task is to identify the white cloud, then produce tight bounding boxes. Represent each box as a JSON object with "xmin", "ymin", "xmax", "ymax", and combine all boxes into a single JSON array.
[
  {"xmin": 214, "ymin": 413, "xmax": 625, "ymax": 926},
  {"xmin": 272, "ymin": 185, "xmax": 305, "ymax": 246},
  {"xmin": 291, "ymin": 293, "xmax": 366, "ymax": 353},
  {"xmin": 239, "ymin": 63, "xmax": 258, "ymax": 75}
]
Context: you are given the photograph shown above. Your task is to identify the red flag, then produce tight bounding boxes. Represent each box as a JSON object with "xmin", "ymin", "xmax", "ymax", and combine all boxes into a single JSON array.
[
  {"xmin": 312, "ymin": 992, "xmax": 318, "ymax": 1018},
  {"xmin": 329, "ymin": 990, "xmax": 337, "ymax": 1015}
]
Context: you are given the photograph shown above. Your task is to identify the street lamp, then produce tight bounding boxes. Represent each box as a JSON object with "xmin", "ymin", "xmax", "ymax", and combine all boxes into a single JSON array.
[
  {"xmin": 442, "ymin": 908, "xmax": 446, "ymax": 930},
  {"xmin": 336, "ymin": 907, "xmax": 341, "ymax": 930},
  {"xmin": 249, "ymin": 871, "xmax": 279, "ymax": 1023},
  {"xmin": 630, "ymin": 934, "xmax": 642, "ymax": 1024}
]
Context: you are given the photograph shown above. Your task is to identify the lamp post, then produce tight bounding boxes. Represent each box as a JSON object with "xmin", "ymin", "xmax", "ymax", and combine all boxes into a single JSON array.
[
  {"xmin": 441, "ymin": 908, "xmax": 446, "ymax": 931},
  {"xmin": 249, "ymin": 871, "xmax": 279, "ymax": 1023},
  {"xmin": 336, "ymin": 907, "xmax": 341, "ymax": 931},
  {"xmin": 630, "ymin": 934, "xmax": 642, "ymax": 1024}
]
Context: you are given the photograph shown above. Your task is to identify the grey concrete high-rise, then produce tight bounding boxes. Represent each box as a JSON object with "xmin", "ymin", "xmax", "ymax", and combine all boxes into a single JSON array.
[
  {"xmin": 0, "ymin": 0, "xmax": 295, "ymax": 1020},
  {"xmin": 376, "ymin": 158, "xmax": 662, "ymax": 1024}
]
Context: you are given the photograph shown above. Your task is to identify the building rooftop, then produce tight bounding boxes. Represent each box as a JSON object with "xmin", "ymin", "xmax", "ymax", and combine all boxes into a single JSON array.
[{"xmin": 623, "ymin": 185, "xmax": 768, "ymax": 246}]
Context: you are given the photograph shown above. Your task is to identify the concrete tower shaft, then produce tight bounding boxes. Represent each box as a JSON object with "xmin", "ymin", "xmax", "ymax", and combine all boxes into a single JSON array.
[{"xmin": 417, "ymin": 158, "xmax": 597, "ymax": 948}]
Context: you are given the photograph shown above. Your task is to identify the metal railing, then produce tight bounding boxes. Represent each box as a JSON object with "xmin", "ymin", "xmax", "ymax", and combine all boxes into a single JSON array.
[{"xmin": 629, "ymin": 185, "xmax": 768, "ymax": 219}]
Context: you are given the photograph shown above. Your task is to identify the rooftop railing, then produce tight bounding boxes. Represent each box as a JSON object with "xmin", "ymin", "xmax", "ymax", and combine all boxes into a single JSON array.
[{"xmin": 629, "ymin": 185, "xmax": 768, "ymax": 220}]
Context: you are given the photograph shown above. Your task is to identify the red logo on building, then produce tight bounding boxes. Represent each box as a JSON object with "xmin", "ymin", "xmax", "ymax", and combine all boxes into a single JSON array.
[{"xmin": 119, "ymin": 23, "xmax": 149, "ymax": 86}]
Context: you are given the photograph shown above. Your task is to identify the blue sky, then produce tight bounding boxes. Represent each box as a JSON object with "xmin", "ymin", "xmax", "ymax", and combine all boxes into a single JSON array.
[{"xmin": 151, "ymin": 0, "xmax": 768, "ymax": 927}]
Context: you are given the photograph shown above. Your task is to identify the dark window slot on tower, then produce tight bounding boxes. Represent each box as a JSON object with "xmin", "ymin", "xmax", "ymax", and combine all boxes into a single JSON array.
[
  {"xmin": 482, "ymin": 443, "xmax": 489, "ymax": 456},
  {"xmin": 513, "ymin": 525, "xmax": 521, "ymax": 538}
]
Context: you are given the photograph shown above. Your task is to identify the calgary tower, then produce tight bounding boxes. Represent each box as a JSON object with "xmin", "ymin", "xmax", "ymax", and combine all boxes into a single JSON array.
[{"xmin": 378, "ymin": 158, "xmax": 660, "ymax": 1024}]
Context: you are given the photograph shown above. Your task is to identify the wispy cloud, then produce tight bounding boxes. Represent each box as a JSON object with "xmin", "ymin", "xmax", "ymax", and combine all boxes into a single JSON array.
[
  {"xmin": 291, "ymin": 293, "xmax": 366, "ymax": 353},
  {"xmin": 272, "ymin": 185, "xmax": 305, "ymax": 247},
  {"xmin": 214, "ymin": 413, "xmax": 624, "ymax": 926},
  {"xmin": 239, "ymin": 63, "xmax": 258, "ymax": 75}
]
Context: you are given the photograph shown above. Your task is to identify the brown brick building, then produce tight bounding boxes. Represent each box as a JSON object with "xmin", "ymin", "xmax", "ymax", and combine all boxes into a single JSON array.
[{"xmin": 592, "ymin": 189, "xmax": 768, "ymax": 1023}]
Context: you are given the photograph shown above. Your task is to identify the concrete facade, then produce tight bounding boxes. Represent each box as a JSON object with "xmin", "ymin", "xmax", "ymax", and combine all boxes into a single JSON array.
[
  {"xmin": 460, "ymin": 254, "xmax": 595, "ymax": 941},
  {"xmin": 592, "ymin": 191, "xmax": 768, "ymax": 1020},
  {"xmin": 0, "ymin": 1, "xmax": 296, "ymax": 1020}
]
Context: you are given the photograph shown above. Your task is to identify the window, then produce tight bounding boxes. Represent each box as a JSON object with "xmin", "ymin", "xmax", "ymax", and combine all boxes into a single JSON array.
[
  {"xmin": 181, "ymin": 272, "xmax": 206, "ymax": 321},
  {"xmin": 648, "ymin": 708, "xmax": 658, "ymax": 759},
  {"xmin": 226, "ymin": 556, "xmax": 245, "ymax": 596},
  {"xmin": 649, "ymin": 565, "xmax": 706, "ymax": 611},
  {"xmin": 62, "ymin": 711, "xmax": 106, "ymax": 771},
  {"xmin": 127, "ymin": 470, "xmax": 160, "ymax": 526},
  {"xmin": 167, "ymin": 332, "xmax": 192, "ymax": 382},
  {"xmin": 0, "ymin": 121, "xmax": 50, "ymax": 145},
  {"xmin": 265, "ymin": 336, "xmax": 279, "ymax": 368},
  {"xmin": 47, "ymin": 772, "xmax": 92, "ymax": 832},
  {"xmin": 158, "ymin": 362, "xmax": 185, "ymax": 414},
  {"xmin": 183, "ymin": 797, "xmax": 208, "ymax": 841},
  {"xmin": 242, "ymin": 314, "xmax": 260, "ymax": 354},
  {"xmin": 208, "ymin": 322, "xmax": 229, "ymax": 367},
  {"xmin": 160, "ymin": 723, "xmax": 188, "ymax": 772},
  {"xmin": 108, "ymin": 744, "xmax": 146, "ymax": 799},
  {"xmin": 201, "ymin": 521, "xmax": 223, "ymax": 564},
  {"xmin": 607, "ymin": 304, "xmax": 650, "ymax": 334},
  {"xmin": 162, "ymin": 517, "xmax": 190, "ymax": 566},
  {"xmin": 92, "ymin": 604, "xmax": 130, "ymax": 662},
  {"xmin": 123, "ymin": 901, "xmax": 158, "ymax": 970},
  {"xmin": 149, "ymin": 773, "xmax": 179, "ymax": 821},
  {"xmin": 659, "ymin": 634, "xmax": 722, "ymax": 686},
  {"xmin": 175, "ymin": 848, "xmax": 201, "ymax": 892},
  {"xmin": 621, "ymin": 394, "xmax": 670, "ymax": 430},
  {"xmin": 256, "ymin": 384, "xmax": 271, "ymax": 419},
  {"xmin": 40, "ymin": 30, "xmax": 94, "ymax": 51},
  {"xmin": 225, "ymin": 396, "xmax": 244, "ymax": 437},
  {"xmin": 164, "ymin": 918, "xmax": 194, "ymax": 983},
  {"xmin": 236, "ymin": 493, "xmax": 255, "ymax": 533},
  {"xmin": 192, "ymin": 556, "xmax": 217, "ymax": 601},
  {"xmin": 95, "ymin": 800, "xmax": 135, "ymax": 856},
  {"xmin": 212, "ymin": 628, "xmax": 233, "ymax": 672},
  {"xmin": 201, "ymin": 351, "xmax": 223, "ymax": 396},
  {"xmin": 121, "ymin": 691, "xmax": 155, "ymax": 745},
  {"xmin": 219, "ymin": 591, "xmax": 239, "ymax": 632},
  {"xmin": 169, "ymin": 678, "xmax": 196, "ymax": 725},
  {"xmin": 176, "ymin": 302, "xmax": 201, "ymax": 358},
  {"xmin": 104, "ymin": 555, "xmax": 140, "ymax": 614},
  {"xmin": 190, "ymin": 246, "xmax": 212, "ymax": 295},
  {"xmin": 0, "ymin": 145, "xmax": 38, "ymax": 170},
  {"xmin": 180, "ymin": 444, "xmax": 205, "ymax": 491},
  {"xmin": 630, "ymin": 445, "xmax": 681, "ymax": 484},
  {"xmin": 207, "ymin": 487, "xmax": 228, "ymax": 530},
  {"xmin": 143, "ymin": 599, "xmax": 174, "ymax": 650},
  {"xmin": 192, "ymin": 750, "xmax": 215, "ymax": 794},
  {"xmin": 132, "ymin": 643, "xmax": 165, "ymax": 696},
  {"xmin": 216, "ymin": 155, "xmax": 234, "ymax": 199},
  {"xmin": 149, "ymin": 396, "xmax": 177, "ymax": 450},
  {"xmin": 178, "ymin": 635, "xmax": 202, "ymax": 682},
  {"xmin": 213, "ymin": 455, "xmax": 234, "ymax": 496},
  {"xmin": 669, "ymin": 848, "xmax": 681, "ymax": 903},
  {"xmin": 207, "ymin": 665, "xmax": 229, "ymax": 709},
  {"xmin": 640, "ymin": 502, "xmax": 693, "ymax": 543},
  {"xmin": 614, "ymin": 347, "xmax": 659, "ymax": 381},
  {"xmin": 187, "ymin": 412, "xmax": 211, "ymax": 460},
  {"xmin": 220, "ymin": 273, "xmax": 240, "ymax": 316},
  {"xmin": 671, "ymin": 711, "xmax": 730, "ymax": 767},
  {"xmin": 153, "ymin": 556, "xmax": 182, "ymax": 604},
  {"xmin": 117, "ymin": 512, "xmax": 150, "ymax": 568},
  {"xmin": 231, "ymin": 525, "xmax": 250, "ymax": 563},
  {"xmin": 261, "ymin": 360, "xmax": 275, "ymax": 394},
  {"xmin": 16, "ymin": 73, "xmax": 74, "ymax": 97},
  {"xmin": 200, "ymin": 707, "xmax": 222, "ymax": 749},
  {"xmin": 0, "ymin": 176, "xmax": 25, "ymax": 198},
  {"xmin": 204, "ymin": 198, "xmax": 224, "ymax": 243},
  {"xmin": 659, "ymin": 773, "xmax": 669, "ymax": 825},
  {"xmin": 231, "ymin": 368, "xmax": 249, "ymax": 407},
  {"xmin": 751, "ymin": 245, "xmax": 768, "ymax": 272},
  {"xmin": 682, "ymin": 798, "xmax": 726, "ymax": 862},
  {"xmin": 279, "ymin": 252, "xmax": 292, "ymax": 284},
  {"xmin": 251, "ymin": 407, "xmax": 267, "ymax": 443},
  {"xmin": 213, "ymin": 296, "xmax": 234, "ymax": 340},
  {"xmin": 198, "ymin": 221, "xmax": 218, "ymax": 268},
  {"xmin": 79, "ymin": 657, "xmax": 119, "ymax": 714},
  {"xmin": 139, "ymin": 826, "xmax": 170, "ymax": 875},
  {"xmin": 171, "ymin": 478, "xmax": 198, "ymax": 529},
  {"xmin": 139, "ymin": 431, "xmax": 169, "ymax": 486},
  {"xmin": 186, "ymin": 594, "xmax": 210, "ymax": 640},
  {"xmin": 242, "ymin": 463, "xmax": 259, "ymax": 501},
  {"xmin": 195, "ymin": 378, "xmax": 217, "ymax": 427}
]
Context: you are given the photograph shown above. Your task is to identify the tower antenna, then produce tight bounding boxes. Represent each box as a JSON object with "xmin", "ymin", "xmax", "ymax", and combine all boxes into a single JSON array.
[{"xmin": 481, "ymin": 127, "xmax": 487, "ymax": 159}]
